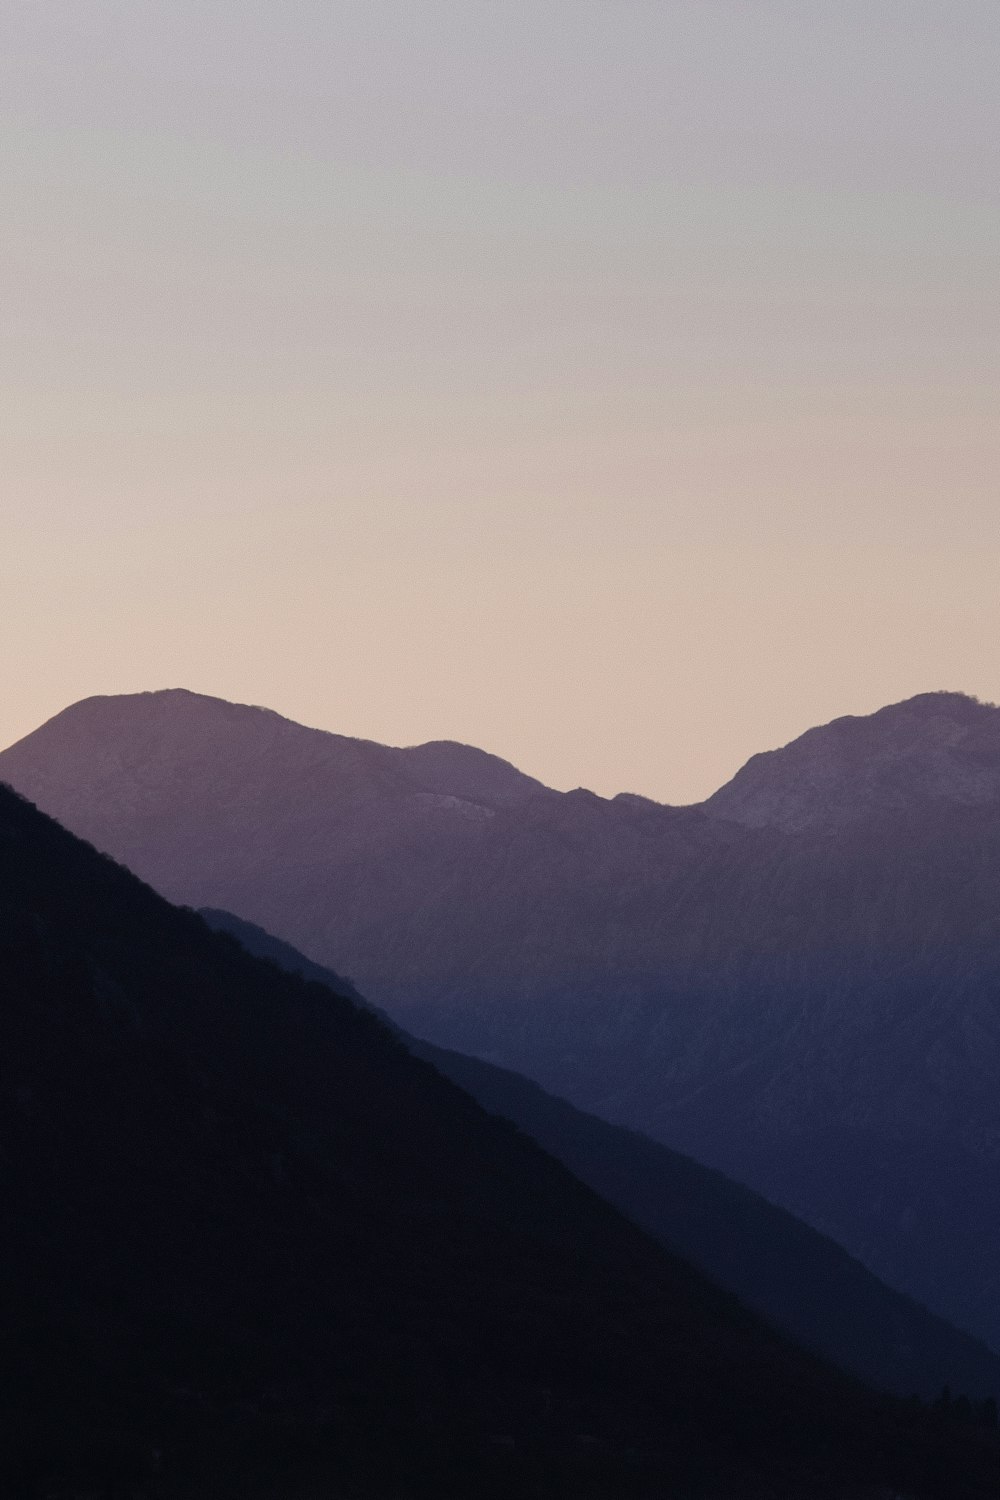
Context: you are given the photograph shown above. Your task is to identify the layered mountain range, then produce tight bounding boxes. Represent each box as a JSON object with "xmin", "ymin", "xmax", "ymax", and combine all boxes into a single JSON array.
[
  {"xmin": 3, "ymin": 779, "xmax": 986, "ymax": 1497},
  {"xmin": 4, "ymin": 688, "xmax": 1000, "ymax": 1352},
  {"xmin": 202, "ymin": 905, "xmax": 1000, "ymax": 1405}
]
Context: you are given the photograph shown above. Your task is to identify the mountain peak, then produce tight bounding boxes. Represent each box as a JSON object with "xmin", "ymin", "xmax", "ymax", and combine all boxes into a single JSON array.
[
  {"xmin": 22, "ymin": 693, "xmax": 544, "ymax": 801},
  {"xmin": 704, "ymin": 691, "xmax": 1000, "ymax": 832},
  {"xmin": 0, "ymin": 692, "xmax": 549, "ymax": 913},
  {"xmin": 893, "ymin": 689, "xmax": 989, "ymax": 716}
]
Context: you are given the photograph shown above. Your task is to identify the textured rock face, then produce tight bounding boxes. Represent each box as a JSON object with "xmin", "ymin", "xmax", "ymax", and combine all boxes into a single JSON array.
[
  {"xmin": 705, "ymin": 693, "xmax": 1000, "ymax": 832},
  {"xmin": 5, "ymin": 688, "xmax": 1000, "ymax": 1355}
]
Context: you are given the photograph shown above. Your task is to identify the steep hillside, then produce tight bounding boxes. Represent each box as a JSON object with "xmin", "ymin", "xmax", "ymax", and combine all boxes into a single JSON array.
[
  {"xmin": 1, "ymin": 782, "xmax": 988, "ymax": 1498},
  {"xmin": 6, "ymin": 690, "xmax": 1000, "ymax": 1354},
  {"xmin": 202, "ymin": 906, "xmax": 1000, "ymax": 1405}
]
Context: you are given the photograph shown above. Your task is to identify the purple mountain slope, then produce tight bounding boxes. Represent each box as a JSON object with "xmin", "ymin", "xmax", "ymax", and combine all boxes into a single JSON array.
[
  {"xmin": 4, "ymin": 688, "xmax": 1000, "ymax": 1355},
  {"xmin": 15, "ymin": 778, "xmax": 974, "ymax": 1499},
  {"xmin": 706, "ymin": 692, "xmax": 1000, "ymax": 832},
  {"xmin": 201, "ymin": 902, "xmax": 1000, "ymax": 1405}
]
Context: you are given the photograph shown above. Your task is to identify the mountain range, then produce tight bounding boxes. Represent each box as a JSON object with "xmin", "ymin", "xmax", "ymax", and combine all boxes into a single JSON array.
[
  {"xmin": 3, "ymin": 778, "xmax": 988, "ymax": 1497},
  {"xmin": 4, "ymin": 688, "xmax": 1000, "ymax": 1354},
  {"xmin": 202, "ymin": 904, "xmax": 1000, "ymax": 1405}
]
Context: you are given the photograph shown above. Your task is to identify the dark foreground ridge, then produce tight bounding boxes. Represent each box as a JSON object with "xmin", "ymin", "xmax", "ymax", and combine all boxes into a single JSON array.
[
  {"xmin": 202, "ymin": 907, "xmax": 1000, "ymax": 1405},
  {"xmin": 0, "ymin": 784, "xmax": 996, "ymax": 1497}
]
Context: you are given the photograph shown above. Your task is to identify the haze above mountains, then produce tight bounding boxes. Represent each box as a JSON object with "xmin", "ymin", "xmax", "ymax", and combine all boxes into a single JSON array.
[{"xmin": 4, "ymin": 688, "xmax": 1000, "ymax": 1361}]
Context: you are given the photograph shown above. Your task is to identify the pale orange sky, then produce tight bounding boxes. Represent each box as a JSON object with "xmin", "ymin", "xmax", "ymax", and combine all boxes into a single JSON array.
[{"xmin": 2, "ymin": 2, "xmax": 998, "ymax": 803}]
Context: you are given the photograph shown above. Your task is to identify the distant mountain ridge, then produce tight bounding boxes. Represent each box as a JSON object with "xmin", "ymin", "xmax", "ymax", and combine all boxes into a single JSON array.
[
  {"xmin": 705, "ymin": 692, "xmax": 1000, "ymax": 832},
  {"xmin": 5, "ymin": 688, "xmax": 1000, "ymax": 1356}
]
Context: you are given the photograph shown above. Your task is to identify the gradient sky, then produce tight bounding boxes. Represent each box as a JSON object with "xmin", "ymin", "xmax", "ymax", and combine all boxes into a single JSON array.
[{"xmin": 2, "ymin": 2, "xmax": 998, "ymax": 802}]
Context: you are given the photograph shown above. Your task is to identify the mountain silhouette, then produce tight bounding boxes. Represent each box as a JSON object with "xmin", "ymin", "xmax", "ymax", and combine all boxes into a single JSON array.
[
  {"xmin": 201, "ymin": 905, "xmax": 1000, "ymax": 1404},
  {"xmin": 5, "ymin": 689, "xmax": 1000, "ymax": 1354},
  {"xmin": 2, "ymin": 781, "xmax": 992, "ymax": 1498}
]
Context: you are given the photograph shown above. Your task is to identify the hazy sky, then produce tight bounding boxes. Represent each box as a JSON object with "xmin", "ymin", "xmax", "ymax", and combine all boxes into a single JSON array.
[{"xmin": 3, "ymin": 2, "xmax": 998, "ymax": 801}]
